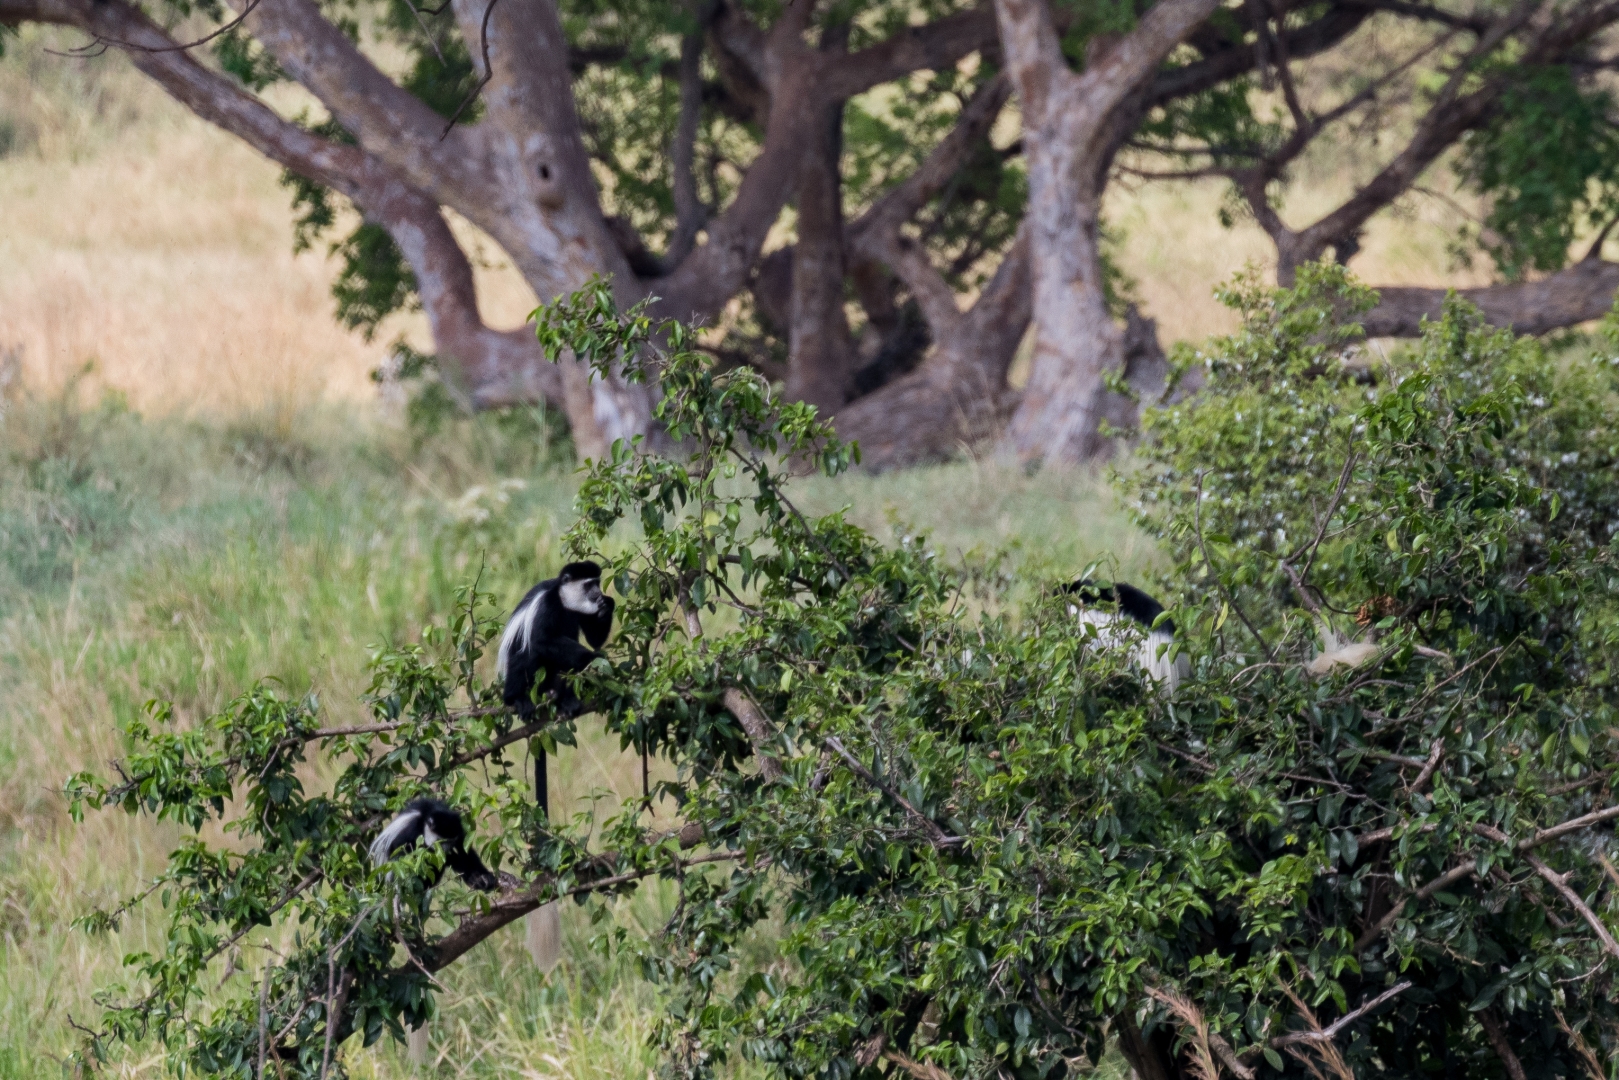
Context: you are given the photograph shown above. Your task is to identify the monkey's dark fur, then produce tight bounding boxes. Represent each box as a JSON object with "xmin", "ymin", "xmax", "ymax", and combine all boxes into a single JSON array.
[
  {"xmin": 1058, "ymin": 579, "xmax": 1175, "ymax": 633},
  {"xmin": 1059, "ymin": 578, "xmax": 1187, "ymax": 689},
  {"xmin": 369, "ymin": 798, "xmax": 497, "ymax": 891},
  {"xmin": 497, "ymin": 561, "xmax": 615, "ymax": 821},
  {"xmin": 497, "ymin": 561, "xmax": 615, "ymax": 718}
]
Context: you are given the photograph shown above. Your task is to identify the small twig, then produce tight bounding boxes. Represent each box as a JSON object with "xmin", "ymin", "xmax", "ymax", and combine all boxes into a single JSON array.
[
  {"xmin": 59, "ymin": 0, "xmax": 263, "ymax": 56},
  {"xmin": 392, "ymin": 894, "xmax": 448, "ymax": 991},
  {"xmin": 438, "ymin": 717, "xmax": 549, "ymax": 771},
  {"xmin": 402, "ymin": 0, "xmax": 447, "ymax": 64},
  {"xmin": 822, "ymin": 736, "xmax": 963, "ymax": 849},
  {"xmin": 1353, "ymin": 862, "xmax": 1476, "ymax": 953},
  {"xmin": 881, "ymin": 1048, "xmax": 955, "ymax": 1080},
  {"xmin": 1408, "ymin": 737, "xmax": 1444, "ymax": 794},
  {"xmin": 1272, "ymin": 980, "xmax": 1412, "ymax": 1047},
  {"xmin": 440, "ymin": 0, "xmax": 499, "ymax": 139},
  {"xmin": 1358, "ymin": 750, "xmax": 1429, "ymax": 770},
  {"xmin": 1584, "ymin": 213, "xmax": 1619, "ymax": 262},
  {"xmin": 1156, "ymin": 742, "xmax": 1216, "ymax": 773},
  {"xmin": 1356, "ymin": 807, "xmax": 1619, "ymax": 954},
  {"xmin": 1553, "ymin": 1006, "xmax": 1607, "ymax": 1080},
  {"xmin": 1527, "ymin": 803, "xmax": 1619, "ymax": 848},
  {"xmin": 1597, "ymin": 853, "xmax": 1619, "ymax": 893},
  {"xmin": 257, "ymin": 961, "xmax": 274, "ymax": 1079},
  {"xmin": 1492, "ymin": 863, "xmax": 1567, "ymax": 929},
  {"xmin": 1298, "ymin": 451, "xmax": 1357, "ymax": 582},
  {"xmin": 319, "ymin": 908, "xmax": 373, "ymax": 1079},
  {"xmin": 1519, "ymin": 850, "xmax": 1619, "ymax": 960},
  {"xmin": 1546, "ymin": 772, "xmax": 1609, "ymax": 796},
  {"xmin": 762, "ymin": 469, "xmax": 853, "ymax": 585}
]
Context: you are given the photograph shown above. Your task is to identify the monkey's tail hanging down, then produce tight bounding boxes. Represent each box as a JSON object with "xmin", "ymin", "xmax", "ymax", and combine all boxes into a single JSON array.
[{"xmin": 526, "ymin": 743, "xmax": 562, "ymax": 973}]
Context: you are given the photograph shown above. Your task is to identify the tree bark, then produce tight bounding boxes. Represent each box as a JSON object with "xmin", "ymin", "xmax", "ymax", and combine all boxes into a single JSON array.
[
  {"xmin": 994, "ymin": 0, "xmax": 1223, "ymax": 465},
  {"xmin": 1362, "ymin": 259, "xmax": 1619, "ymax": 337},
  {"xmin": 1478, "ymin": 1009, "xmax": 1529, "ymax": 1080},
  {"xmin": 833, "ymin": 227, "xmax": 1030, "ymax": 470},
  {"xmin": 784, "ymin": 28, "xmax": 858, "ymax": 414},
  {"xmin": 1231, "ymin": 0, "xmax": 1619, "ymax": 284},
  {"xmin": 1114, "ymin": 1010, "xmax": 1178, "ymax": 1080},
  {"xmin": 0, "ymin": 0, "xmax": 567, "ymax": 415}
]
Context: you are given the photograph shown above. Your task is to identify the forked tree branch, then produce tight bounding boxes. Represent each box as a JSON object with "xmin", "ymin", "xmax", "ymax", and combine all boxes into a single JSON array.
[
  {"xmin": 1353, "ymin": 805, "xmax": 1619, "ymax": 953},
  {"xmin": 231, "ymin": 0, "xmax": 493, "ymax": 207}
]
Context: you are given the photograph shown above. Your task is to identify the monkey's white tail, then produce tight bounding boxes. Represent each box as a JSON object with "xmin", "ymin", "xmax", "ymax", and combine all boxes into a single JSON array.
[
  {"xmin": 525, "ymin": 902, "xmax": 562, "ymax": 973},
  {"xmin": 1307, "ymin": 618, "xmax": 1381, "ymax": 676},
  {"xmin": 369, "ymin": 807, "xmax": 422, "ymax": 866}
]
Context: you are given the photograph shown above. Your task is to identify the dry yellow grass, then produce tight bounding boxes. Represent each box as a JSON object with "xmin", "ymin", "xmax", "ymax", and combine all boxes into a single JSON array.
[
  {"xmin": 0, "ymin": 29, "xmax": 543, "ymax": 417},
  {"xmin": 0, "ymin": 24, "xmax": 1495, "ymax": 421}
]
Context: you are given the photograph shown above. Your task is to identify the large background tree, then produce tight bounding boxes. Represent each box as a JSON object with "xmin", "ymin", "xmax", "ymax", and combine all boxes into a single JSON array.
[{"xmin": 6, "ymin": 0, "xmax": 1619, "ymax": 465}]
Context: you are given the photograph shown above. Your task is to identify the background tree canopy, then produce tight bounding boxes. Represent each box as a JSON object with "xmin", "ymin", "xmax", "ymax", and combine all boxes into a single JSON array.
[
  {"xmin": 64, "ymin": 271, "xmax": 1619, "ymax": 1079},
  {"xmin": 7, "ymin": 0, "xmax": 1619, "ymax": 465}
]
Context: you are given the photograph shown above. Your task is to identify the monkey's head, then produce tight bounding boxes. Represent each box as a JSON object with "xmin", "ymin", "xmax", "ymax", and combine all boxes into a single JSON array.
[{"xmin": 557, "ymin": 561, "xmax": 607, "ymax": 615}]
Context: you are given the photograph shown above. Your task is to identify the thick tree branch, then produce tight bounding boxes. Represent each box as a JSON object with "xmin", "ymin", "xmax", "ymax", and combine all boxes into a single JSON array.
[
  {"xmin": 785, "ymin": 27, "xmax": 860, "ymax": 413},
  {"xmin": 653, "ymin": 58, "xmax": 821, "ymax": 321},
  {"xmin": 1270, "ymin": 0, "xmax": 1619, "ymax": 275},
  {"xmin": 667, "ymin": 12, "xmax": 712, "ymax": 268},
  {"xmin": 1147, "ymin": 1, "xmax": 1372, "ymax": 105},
  {"xmin": 1072, "ymin": 0, "xmax": 1228, "ymax": 122},
  {"xmin": 377, "ymin": 187, "xmax": 565, "ymax": 408},
  {"xmin": 849, "ymin": 73, "xmax": 1012, "ymax": 244},
  {"xmin": 233, "ymin": 0, "xmax": 491, "ymax": 207},
  {"xmin": 1478, "ymin": 1010, "xmax": 1529, "ymax": 1080},
  {"xmin": 820, "ymin": 5, "xmax": 999, "ymax": 100},
  {"xmin": 0, "ymin": 0, "xmax": 363, "ymax": 194},
  {"xmin": 0, "ymin": 0, "xmax": 557, "ymax": 411},
  {"xmin": 721, "ymin": 689, "xmax": 785, "ymax": 781},
  {"xmin": 656, "ymin": 1, "xmax": 1004, "ymax": 323},
  {"xmin": 829, "ymin": 77, "xmax": 1016, "ymax": 354},
  {"xmin": 821, "ymin": 736, "xmax": 964, "ymax": 848},
  {"xmin": 1353, "ymin": 805, "xmax": 1619, "ymax": 953},
  {"xmin": 1271, "ymin": 980, "xmax": 1413, "ymax": 1048},
  {"xmin": 1519, "ymin": 850, "xmax": 1619, "ymax": 959},
  {"xmin": 1362, "ymin": 260, "xmax": 1619, "ymax": 336},
  {"xmin": 996, "ymin": 0, "xmax": 1219, "ymax": 465},
  {"xmin": 834, "ymin": 224, "xmax": 1031, "ymax": 470},
  {"xmin": 854, "ymin": 234, "xmax": 963, "ymax": 338},
  {"xmin": 422, "ymin": 842, "xmax": 737, "ymax": 972}
]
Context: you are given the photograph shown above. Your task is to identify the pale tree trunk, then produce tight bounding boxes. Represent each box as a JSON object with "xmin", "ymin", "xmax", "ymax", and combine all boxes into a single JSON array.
[
  {"xmin": 993, "ymin": 0, "xmax": 1222, "ymax": 464},
  {"xmin": 784, "ymin": 92, "xmax": 859, "ymax": 413}
]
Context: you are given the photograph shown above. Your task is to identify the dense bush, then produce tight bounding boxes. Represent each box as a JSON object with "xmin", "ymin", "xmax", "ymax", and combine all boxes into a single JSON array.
[
  {"xmin": 1124, "ymin": 266, "xmax": 1619, "ymax": 1077},
  {"xmin": 68, "ymin": 272, "xmax": 1619, "ymax": 1080}
]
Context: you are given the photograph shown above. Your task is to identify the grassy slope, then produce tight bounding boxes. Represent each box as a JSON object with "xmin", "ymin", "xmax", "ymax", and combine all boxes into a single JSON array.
[{"xmin": 0, "ymin": 380, "xmax": 1150, "ymax": 1077}]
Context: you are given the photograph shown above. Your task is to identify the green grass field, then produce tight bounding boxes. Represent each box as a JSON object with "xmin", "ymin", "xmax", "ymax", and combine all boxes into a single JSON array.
[{"xmin": 0, "ymin": 377, "xmax": 1149, "ymax": 1078}]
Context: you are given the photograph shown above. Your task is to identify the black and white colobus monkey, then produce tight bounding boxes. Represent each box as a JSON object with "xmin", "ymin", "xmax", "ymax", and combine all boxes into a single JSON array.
[
  {"xmin": 369, "ymin": 798, "xmax": 497, "ymax": 891},
  {"xmin": 1060, "ymin": 579, "xmax": 1190, "ymax": 690},
  {"xmin": 495, "ymin": 561, "xmax": 615, "ymax": 815}
]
